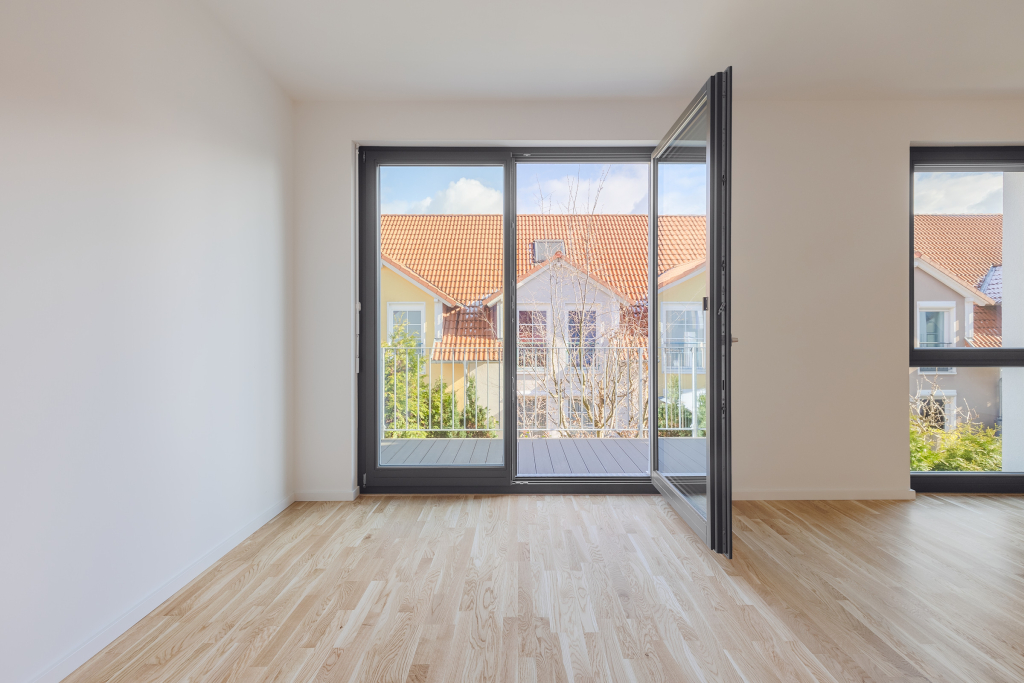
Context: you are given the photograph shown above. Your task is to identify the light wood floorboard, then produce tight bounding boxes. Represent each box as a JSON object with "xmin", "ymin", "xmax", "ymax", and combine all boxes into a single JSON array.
[{"xmin": 63, "ymin": 495, "xmax": 1024, "ymax": 683}]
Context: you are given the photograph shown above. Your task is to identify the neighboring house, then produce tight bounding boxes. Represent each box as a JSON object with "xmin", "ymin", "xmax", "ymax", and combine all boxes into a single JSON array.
[
  {"xmin": 912, "ymin": 214, "xmax": 1003, "ymax": 430},
  {"xmin": 380, "ymin": 214, "xmax": 708, "ymax": 437}
]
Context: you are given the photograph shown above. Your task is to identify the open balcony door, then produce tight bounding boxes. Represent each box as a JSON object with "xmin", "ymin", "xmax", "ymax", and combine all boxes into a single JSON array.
[{"xmin": 650, "ymin": 68, "xmax": 732, "ymax": 556}]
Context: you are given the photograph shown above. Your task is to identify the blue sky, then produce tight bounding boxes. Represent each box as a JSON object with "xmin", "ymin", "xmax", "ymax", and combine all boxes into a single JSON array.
[
  {"xmin": 379, "ymin": 163, "xmax": 707, "ymax": 215},
  {"xmin": 914, "ymin": 172, "xmax": 1002, "ymax": 213}
]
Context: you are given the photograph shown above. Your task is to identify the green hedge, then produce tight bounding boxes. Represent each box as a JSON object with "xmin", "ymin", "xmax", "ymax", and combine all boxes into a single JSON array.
[{"xmin": 910, "ymin": 412, "xmax": 1001, "ymax": 471}]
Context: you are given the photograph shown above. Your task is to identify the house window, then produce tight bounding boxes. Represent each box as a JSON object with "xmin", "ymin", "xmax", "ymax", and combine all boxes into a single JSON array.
[
  {"xmin": 567, "ymin": 397, "xmax": 593, "ymax": 430},
  {"xmin": 916, "ymin": 302, "xmax": 955, "ymax": 373},
  {"xmin": 518, "ymin": 396, "xmax": 547, "ymax": 434},
  {"xmin": 387, "ymin": 303, "xmax": 426, "ymax": 349},
  {"xmin": 663, "ymin": 304, "xmax": 704, "ymax": 369},
  {"xmin": 568, "ymin": 309, "xmax": 597, "ymax": 367},
  {"xmin": 517, "ymin": 310, "xmax": 548, "ymax": 368},
  {"xmin": 916, "ymin": 390, "xmax": 957, "ymax": 432},
  {"xmin": 532, "ymin": 239, "xmax": 565, "ymax": 263}
]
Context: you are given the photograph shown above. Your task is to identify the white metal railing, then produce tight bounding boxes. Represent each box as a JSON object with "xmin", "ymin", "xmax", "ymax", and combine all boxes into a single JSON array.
[
  {"xmin": 381, "ymin": 342, "xmax": 707, "ymax": 439},
  {"xmin": 382, "ymin": 345, "xmax": 502, "ymax": 438}
]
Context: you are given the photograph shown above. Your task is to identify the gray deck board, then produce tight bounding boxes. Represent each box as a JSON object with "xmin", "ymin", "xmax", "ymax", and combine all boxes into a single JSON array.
[{"xmin": 378, "ymin": 437, "xmax": 706, "ymax": 475}]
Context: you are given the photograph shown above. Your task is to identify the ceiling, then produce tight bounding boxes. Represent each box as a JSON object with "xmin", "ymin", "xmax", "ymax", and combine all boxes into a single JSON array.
[{"xmin": 200, "ymin": 0, "xmax": 1024, "ymax": 101}]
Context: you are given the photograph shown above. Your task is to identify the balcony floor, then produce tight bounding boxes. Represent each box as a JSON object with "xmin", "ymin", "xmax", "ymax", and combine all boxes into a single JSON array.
[{"xmin": 379, "ymin": 437, "xmax": 705, "ymax": 476}]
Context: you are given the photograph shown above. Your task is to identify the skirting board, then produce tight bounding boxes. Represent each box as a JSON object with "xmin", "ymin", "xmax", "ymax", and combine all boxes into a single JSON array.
[
  {"xmin": 733, "ymin": 489, "xmax": 916, "ymax": 501},
  {"xmin": 29, "ymin": 494, "xmax": 295, "ymax": 683},
  {"xmin": 295, "ymin": 487, "xmax": 360, "ymax": 501}
]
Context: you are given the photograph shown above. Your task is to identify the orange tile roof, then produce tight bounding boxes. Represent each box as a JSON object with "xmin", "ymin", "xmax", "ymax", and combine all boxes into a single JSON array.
[
  {"xmin": 433, "ymin": 306, "xmax": 502, "ymax": 362},
  {"xmin": 972, "ymin": 304, "xmax": 1001, "ymax": 348},
  {"xmin": 915, "ymin": 214, "xmax": 1002, "ymax": 346},
  {"xmin": 914, "ymin": 214, "xmax": 1001, "ymax": 288},
  {"xmin": 380, "ymin": 214, "xmax": 706, "ymax": 306}
]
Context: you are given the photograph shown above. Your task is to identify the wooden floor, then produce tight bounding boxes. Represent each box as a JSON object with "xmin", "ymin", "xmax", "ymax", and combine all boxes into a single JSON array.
[
  {"xmin": 380, "ymin": 437, "xmax": 705, "ymax": 476},
  {"xmin": 65, "ymin": 495, "xmax": 1024, "ymax": 683}
]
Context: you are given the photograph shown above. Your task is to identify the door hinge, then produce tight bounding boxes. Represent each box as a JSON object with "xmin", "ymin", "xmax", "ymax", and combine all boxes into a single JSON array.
[
  {"xmin": 363, "ymin": 473, "xmax": 367, "ymax": 486},
  {"xmin": 702, "ymin": 296, "xmax": 709, "ymax": 311}
]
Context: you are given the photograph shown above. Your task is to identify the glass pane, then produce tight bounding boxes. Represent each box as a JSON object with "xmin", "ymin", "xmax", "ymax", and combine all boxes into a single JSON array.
[
  {"xmin": 378, "ymin": 166, "xmax": 504, "ymax": 467},
  {"xmin": 656, "ymin": 100, "xmax": 709, "ymax": 517},
  {"xmin": 515, "ymin": 162, "xmax": 649, "ymax": 476},
  {"xmin": 910, "ymin": 366, "xmax": 1022, "ymax": 472},
  {"xmin": 914, "ymin": 171, "xmax": 1023, "ymax": 350}
]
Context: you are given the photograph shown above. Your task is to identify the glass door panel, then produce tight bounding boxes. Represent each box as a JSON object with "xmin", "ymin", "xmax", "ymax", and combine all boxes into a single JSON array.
[
  {"xmin": 651, "ymin": 68, "xmax": 732, "ymax": 556},
  {"xmin": 376, "ymin": 165, "xmax": 505, "ymax": 468},
  {"xmin": 513, "ymin": 162, "xmax": 650, "ymax": 477}
]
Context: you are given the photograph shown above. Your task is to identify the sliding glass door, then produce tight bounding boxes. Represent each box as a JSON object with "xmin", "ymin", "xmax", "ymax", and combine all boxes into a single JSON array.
[{"xmin": 651, "ymin": 68, "xmax": 733, "ymax": 556}]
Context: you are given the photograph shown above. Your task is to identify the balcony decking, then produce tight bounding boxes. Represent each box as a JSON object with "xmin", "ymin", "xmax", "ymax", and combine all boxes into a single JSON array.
[{"xmin": 379, "ymin": 437, "xmax": 705, "ymax": 476}]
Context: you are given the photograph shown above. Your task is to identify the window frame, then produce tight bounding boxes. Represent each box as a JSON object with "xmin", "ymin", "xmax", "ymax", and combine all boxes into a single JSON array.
[
  {"xmin": 909, "ymin": 146, "xmax": 1024, "ymax": 367},
  {"xmin": 660, "ymin": 301, "xmax": 705, "ymax": 371},
  {"xmin": 516, "ymin": 305, "xmax": 552, "ymax": 371},
  {"xmin": 567, "ymin": 308, "xmax": 598, "ymax": 368},
  {"xmin": 358, "ymin": 145, "xmax": 661, "ymax": 492},
  {"xmin": 386, "ymin": 302, "xmax": 427, "ymax": 348},
  {"xmin": 909, "ymin": 146, "xmax": 1024, "ymax": 492},
  {"xmin": 517, "ymin": 394, "xmax": 547, "ymax": 436}
]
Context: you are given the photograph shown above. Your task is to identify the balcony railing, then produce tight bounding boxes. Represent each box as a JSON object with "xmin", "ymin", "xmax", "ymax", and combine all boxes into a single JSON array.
[{"xmin": 381, "ymin": 342, "xmax": 706, "ymax": 439}]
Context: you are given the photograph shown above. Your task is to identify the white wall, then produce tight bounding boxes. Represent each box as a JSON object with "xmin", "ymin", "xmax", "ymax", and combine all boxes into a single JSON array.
[
  {"xmin": 0, "ymin": 2, "xmax": 292, "ymax": 681},
  {"xmin": 294, "ymin": 97, "xmax": 1024, "ymax": 501}
]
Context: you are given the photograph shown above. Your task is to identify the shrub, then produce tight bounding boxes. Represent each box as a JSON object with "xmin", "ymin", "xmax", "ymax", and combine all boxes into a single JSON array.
[{"xmin": 909, "ymin": 409, "xmax": 1001, "ymax": 471}]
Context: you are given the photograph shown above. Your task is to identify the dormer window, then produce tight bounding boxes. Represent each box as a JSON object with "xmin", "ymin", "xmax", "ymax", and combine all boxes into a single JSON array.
[{"xmin": 532, "ymin": 239, "xmax": 565, "ymax": 263}]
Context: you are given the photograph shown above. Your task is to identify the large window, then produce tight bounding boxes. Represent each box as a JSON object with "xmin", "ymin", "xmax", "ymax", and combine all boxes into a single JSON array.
[
  {"xmin": 910, "ymin": 147, "xmax": 1024, "ymax": 489},
  {"xmin": 517, "ymin": 309, "xmax": 548, "ymax": 368},
  {"xmin": 567, "ymin": 309, "xmax": 597, "ymax": 367}
]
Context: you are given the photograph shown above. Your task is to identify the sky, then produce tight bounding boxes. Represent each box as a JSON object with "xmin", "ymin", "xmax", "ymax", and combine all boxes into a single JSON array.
[
  {"xmin": 914, "ymin": 172, "xmax": 1003, "ymax": 214},
  {"xmin": 379, "ymin": 163, "xmax": 708, "ymax": 215}
]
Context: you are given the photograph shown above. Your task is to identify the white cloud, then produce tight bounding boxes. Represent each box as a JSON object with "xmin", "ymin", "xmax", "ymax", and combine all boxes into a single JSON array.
[
  {"xmin": 519, "ymin": 166, "xmax": 649, "ymax": 214},
  {"xmin": 380, "ymin": 197, "xmax": 432, "ymax": 214},
  {"xmin": 431, "ymin": 178, "xmax": 503, "ymax": 213},
  {"xmin": 915, "ymin": 172, "xmax": 1003, "ymax": 214},
  {"xmin": 383, "ymin": 178, "xmax": 503, "ymax": 214}
]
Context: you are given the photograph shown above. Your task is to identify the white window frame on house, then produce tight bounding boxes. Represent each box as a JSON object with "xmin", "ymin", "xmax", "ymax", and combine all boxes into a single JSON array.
[
  {"xmin": 916, "ymin": 389, "xmax": 957, "ymax": 431},
  {"xmin": 661, "ymin": 302, "xmax": 705, "ymax": 371},
  {"xmin": 567, "ymin": 396, "xmax": 594, "ymax": 430},
  {"xmin": 387, "ymin": 302, "xmax": 427, "ymax": 349},
  {"xmin": 516, "ymin": 304, "xmax": 552, "ymax": 371},
  {"xmin": 517, "ymin": 394, "xmax": 547, "ymax": 434},
  {"xmin": 916, "ymin": 301, "xmax": 956, "ymax": 374},
  {"xmin": 567, "ymin": 307, "xmax": 598, "ymax": 369}
]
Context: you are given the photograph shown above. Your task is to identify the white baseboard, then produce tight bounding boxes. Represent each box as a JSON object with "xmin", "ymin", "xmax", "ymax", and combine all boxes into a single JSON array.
[
  {"xmin": 29, "ymin": 494, "xmax": 294, "ymax": 683},
  {"xmin": 294, "ymin": 487, "xmax": 360, "ymax": 502},
  {"xmin": 733, "ymin": 488, "xmax": 917, "ymax": 501}
]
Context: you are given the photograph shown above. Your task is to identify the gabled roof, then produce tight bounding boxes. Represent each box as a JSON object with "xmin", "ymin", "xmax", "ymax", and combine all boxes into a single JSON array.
[
  {"xmin": 914, "ymin": 214, "xmax": 1002, "ymax": 348},
  {"xmin": 971, "ymin": 304, "xmax": 1001, "ymax": 349},
  {"xmin": 512, "ymin": 251, "xmax": 629, "ymax": 305},
  {"xmin": 657, "ymin": 259, "xmax": 705, "ymax": 292},
  {"xmin": 914, "ymin": 214, "xmax": 1001, "ymax": 288},
  {"xmin": 913, "ymin": 252, "xmax": 995, "ymax": 305},
  {"xmin": 433, "ymin": 306, "xmax": 501, "ymax": 362},
  {"xmin": 381, "ymin": 254, "xmax": 459, "ymax": 306},
  {"xmin": 979, "ymin": 265, "xmax": 1002, "ymax": 303},
  {"xmin": 380, "ymin": 214, "xmax": 707, "ymax": 306}
]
